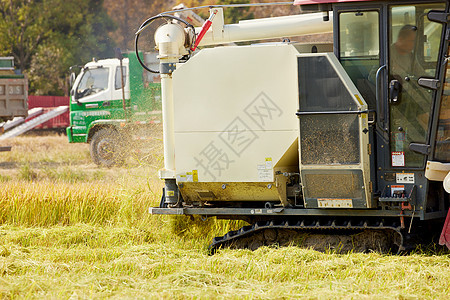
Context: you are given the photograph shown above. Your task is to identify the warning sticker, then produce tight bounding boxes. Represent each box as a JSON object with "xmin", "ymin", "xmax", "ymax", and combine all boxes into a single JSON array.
[
  {"xmin": 186, "ymin": 172, "xmax": 194, "ymax": 182},
  {"xmin": 391, "ymin": 151, "xmax": 405, "ymax": 167},
  {"xmin": 391, "ymin": 185, "xmax": 405, "ymax": 197},
  {"xmin": 176, "ymin": 170, "xmax": 199, "ymax": 183},
  {"xmin": 396, "ymin": 173, "xmax": 414, "ymax": 184},
  {"xmin": 258, "ymin": 168, "xmax": 273, "ymax": 182},
  {"xmin": 258, "ymin": 157, "xmax": 273, "ymax": 182},
  {"xmin": 318, "ymin": 198, "xmax": 353, "ymax": 208},
  {"xmin": 265, "ymin": 157, "xmax": 273, "ymax": 169},
  {"xmin": 177, "ymin": 174, "xmax": 187, "ymax": 182}
]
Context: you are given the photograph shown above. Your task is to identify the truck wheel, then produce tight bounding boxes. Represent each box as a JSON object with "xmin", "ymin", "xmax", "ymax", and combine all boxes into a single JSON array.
[{"xmin": 90, "ymin": 128, "xmax": 125, "ymax": 167}]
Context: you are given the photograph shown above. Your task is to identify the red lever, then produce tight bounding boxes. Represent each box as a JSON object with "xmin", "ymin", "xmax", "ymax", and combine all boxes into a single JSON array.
[{"xmin": 190, "ymin": 10, "xmax": 218, "ymax": 52}]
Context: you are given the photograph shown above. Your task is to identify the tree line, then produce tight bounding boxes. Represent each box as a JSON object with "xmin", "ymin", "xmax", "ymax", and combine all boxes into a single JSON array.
[{"xmin": 0, "ymin": 0, "xmax": 297, "ymax": 96}]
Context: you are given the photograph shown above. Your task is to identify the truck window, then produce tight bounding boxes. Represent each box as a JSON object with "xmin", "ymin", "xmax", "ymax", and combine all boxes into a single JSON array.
[
  {"xmin": 388, "ymin": 3, "xmax": 445, "ymax": 168},
  {"xmin": 76, "ymin": 68, "xmax": 109, "ymax": 100},
  {"xmin": 114, "ymin": 66, "xmax": 127, "ymax": 90},
  {"xmin": 339, "ymin": 10, "xmax": 379, "ymax": 109}
]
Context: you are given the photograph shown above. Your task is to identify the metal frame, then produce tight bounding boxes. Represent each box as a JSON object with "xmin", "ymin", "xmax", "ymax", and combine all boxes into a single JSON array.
[
  {"xmin": 149, "ymin": 206, "xmax": 447, "ymax": 220},
  {"xmin": 296, "ymin": 110, "xmax": 368, "ymax": 115}
]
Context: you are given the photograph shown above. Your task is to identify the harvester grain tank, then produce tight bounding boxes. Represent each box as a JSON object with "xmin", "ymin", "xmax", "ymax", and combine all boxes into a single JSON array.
[{"xmin": 140, "ymin": 0, "xmax": 450, "ymax": 252}]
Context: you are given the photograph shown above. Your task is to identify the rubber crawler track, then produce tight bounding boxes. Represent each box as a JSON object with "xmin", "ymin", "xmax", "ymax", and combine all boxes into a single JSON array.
[{"xmin": 209, "ymin": 217, "xmax": 405, "ymax": 254}]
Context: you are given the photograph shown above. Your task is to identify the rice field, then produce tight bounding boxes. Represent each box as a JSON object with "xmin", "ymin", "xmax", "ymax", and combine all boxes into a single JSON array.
[{"xmin": 0, "ymin": 131, "xmax": 449, "ymax": 299}]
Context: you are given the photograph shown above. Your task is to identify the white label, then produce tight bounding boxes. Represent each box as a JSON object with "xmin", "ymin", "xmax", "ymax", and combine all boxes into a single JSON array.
[
  {"xmin": 257, "ymin": 158, "xmax": 273, "ymax": 182},
  {"xmin": 391, "ymin": 151, "xmax": 405, "ymax": 167},
  {"xmin": 258, "ymin": 169, "xmax": 273, "ymax": 182},
  {"xmin": 396, "ymin": 173, "xmax": 414, "ymax": 184},
  {"xmin": 81, "ymin": 110, "xmax": 110, "ymax": 117},
  {"xmin": 176, "ymin": 173, "xmax": 193, "ymax": 182},
  {"xmin": 317, "ymin": 198, "xmax": 353, "ymax": 208},
  {"xmin": 176, "ymin": 174, "xmax": 187, "ymax": 182},
  {"xmin": 186, "ymin": 173, "xmax": 194, "ymax": 182},
  {"xmin": 265, "ymin": 157, "xmax": 273, "ymax": 170}
]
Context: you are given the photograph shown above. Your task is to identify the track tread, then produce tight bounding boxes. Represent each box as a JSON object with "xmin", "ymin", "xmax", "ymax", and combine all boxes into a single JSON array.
[{"xmin": 209, "ymin": 217, "xmax": 405, "ymax": 254}]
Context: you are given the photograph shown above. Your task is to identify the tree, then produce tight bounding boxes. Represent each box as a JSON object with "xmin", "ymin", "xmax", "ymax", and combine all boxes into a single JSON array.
[
  {"xmin": 0, "ymin": 0, "xmax": 116, "ymax": 95},
  {"xmin": 173, "ymin": 0, "xmax": 252, "ymax": 23},
  {"xmin": 218, "ymin": 0, "xmax": 253, "ymax": 24},
  {"xmin": 103, "ymin": 0, "xmax": 176, "ymax": 51},
  {"xmin": 0, "ymin": 0, "xmax": 47, "ymax": 72},
  {"xmin": 29, "ymin": 44, "xmax": 68, "ymax": 96}
]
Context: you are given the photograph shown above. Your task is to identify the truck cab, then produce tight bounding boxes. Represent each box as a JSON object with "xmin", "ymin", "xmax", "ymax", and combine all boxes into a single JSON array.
[{"xmin": 71, "ymin": 58, "xmax": 130, "ymax": 113}]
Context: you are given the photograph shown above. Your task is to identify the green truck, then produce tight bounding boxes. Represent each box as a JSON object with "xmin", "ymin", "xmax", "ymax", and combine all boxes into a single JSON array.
[{"xmin": 67, "ymin": 52, "xmax": 161, "ymax": 167}]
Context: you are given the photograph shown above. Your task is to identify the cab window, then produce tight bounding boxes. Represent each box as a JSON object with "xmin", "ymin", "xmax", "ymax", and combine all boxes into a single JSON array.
[
  {"xmin": 339, "ymin": 10, "xmax": 379, "ymax": 109},
  {"xmin": 388, "ymin": 3, "xmax": 445, "ymax": 168},
  {"xmin": 114, "ymin": 66, "xmax": 127, "ymax": 90},
  {"xmin": 76, "ymin": 67, "xmax": 109, "ymax": 100}
]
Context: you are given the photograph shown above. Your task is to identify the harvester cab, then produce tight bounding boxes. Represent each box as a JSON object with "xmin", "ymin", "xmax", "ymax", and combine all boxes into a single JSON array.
[{"xmin": 138, "ymin": 0, "xmax": 450, "ymax": 252}]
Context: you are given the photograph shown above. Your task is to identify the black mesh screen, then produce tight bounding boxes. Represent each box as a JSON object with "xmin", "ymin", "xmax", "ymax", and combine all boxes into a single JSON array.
[
  {"xmin": 303, "ymin": 170, "xmax": 364, "ymax": 199},
  {"xmin": 298, "ymin": 56, "xmax": 358, "ymax": 112},
  {"xmin": 300, "ymin": 114, "xmax": 360, "ymax": 165}
]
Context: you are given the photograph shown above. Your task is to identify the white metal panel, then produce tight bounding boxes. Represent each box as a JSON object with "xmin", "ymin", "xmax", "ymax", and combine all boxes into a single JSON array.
[
  {"xmin": 172, "ymin": 44, "xmax": 301, "ymax": 182},
  {"xmin": 175, "ymin": 131, "xmax": 298, "ymax": 182},
  {"xmin": 173, "ymin": 44, "xmax": 299, "ymax": 132}
]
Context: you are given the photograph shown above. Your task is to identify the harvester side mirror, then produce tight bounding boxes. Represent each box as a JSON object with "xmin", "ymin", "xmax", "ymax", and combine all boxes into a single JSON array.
[{"xmin": 389, "ymin": 79, "xmax": 401, "ymax": 104}]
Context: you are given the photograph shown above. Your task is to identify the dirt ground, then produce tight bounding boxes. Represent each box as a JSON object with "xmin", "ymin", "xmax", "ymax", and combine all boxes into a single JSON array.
[{"xmin": 0, "ymin": 125, "xmax": 164, "ymax": 181}]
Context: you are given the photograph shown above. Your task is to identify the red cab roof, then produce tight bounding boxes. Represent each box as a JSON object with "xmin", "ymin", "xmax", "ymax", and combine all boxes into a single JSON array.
[{"xmin": 294, "ymin": 0, "xmax": 374, "ymax": 5}]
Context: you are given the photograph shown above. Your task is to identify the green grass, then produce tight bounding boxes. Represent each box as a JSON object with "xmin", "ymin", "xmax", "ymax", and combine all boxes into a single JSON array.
[{"xmin": 0, "ymin": 133, "xmax": 449, "ymax": 299}]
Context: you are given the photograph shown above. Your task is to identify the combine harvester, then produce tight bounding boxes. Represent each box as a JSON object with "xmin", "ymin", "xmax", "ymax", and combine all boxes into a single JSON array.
[{"xmin": 139, "ymin": 0, "xmax": 450, "ymax": 252}]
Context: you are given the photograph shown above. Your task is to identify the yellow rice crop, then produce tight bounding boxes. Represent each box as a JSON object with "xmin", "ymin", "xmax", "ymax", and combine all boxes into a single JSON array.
[{"xmin": 0, "ymin": 133, "xmax": 449, "ymax": 299}]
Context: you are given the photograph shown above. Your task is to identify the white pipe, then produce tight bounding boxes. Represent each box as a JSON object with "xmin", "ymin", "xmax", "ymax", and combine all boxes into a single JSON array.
[
  {"xmin": 198, "ymin": 12, "xmax": 333, "ymax": 46},
  {"xmin": 160, "ymin": 72, "xmax": 176, "ymax": 177},
  {"xmin": 155, "ymin": 23, "xmax": 187, "ymax": 179}
]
